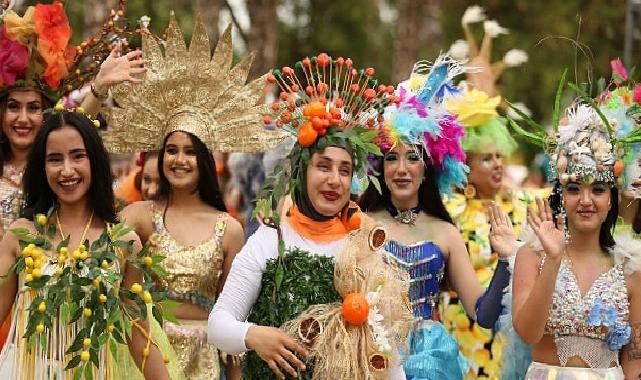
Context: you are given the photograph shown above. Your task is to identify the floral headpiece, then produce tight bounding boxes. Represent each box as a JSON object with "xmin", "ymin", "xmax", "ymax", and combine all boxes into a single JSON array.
[
  {"xmin": 257, "ymin": 53, "xmax": 394, "ymax": 213},
  {"xmin": 103, "ymin": 14, "xmax": 285, "ymax": 154},
  {"xmin": 0, "ymin": 1, "xmax": 135, "ymax": 103},
  {"xmin": 445, "ymin": 86, "xmax": 517, "ymax": 156},
  {"xmin": 374, "ymin": 55, "xmax": 468, "ymax": 195},
  {"xmin": 598, "ymin": 60, "xmax": 641, "ymax": 196},
  {"xmin": 508, "ymin": 68, "xmax": 641, "ymax": 187}
]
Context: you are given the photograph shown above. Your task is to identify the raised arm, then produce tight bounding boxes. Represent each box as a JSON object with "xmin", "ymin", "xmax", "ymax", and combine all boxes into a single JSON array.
[
  {"xmin": 81, "ymin": 44, "xmax": 147, "ymax": 116},
  {"xmin": 512, "ymin": 200, "xmax": 565, "ymax": 344},
  {"xmin": 447, "ymin": 203, "xmax": 514, "ymax": 328}
]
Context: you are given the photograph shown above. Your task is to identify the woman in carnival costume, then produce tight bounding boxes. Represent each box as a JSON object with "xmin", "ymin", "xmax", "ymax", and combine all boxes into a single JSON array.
[
  {"xmin": 209, "ymin": 53, "xmax": 414, "ymax": 379},
  {"xmin": 0, "ymin": 0, "xmax": 145, "ymax": 353},
  {"xmin": 510, "ymin": 72, "xmax": 641, "ymax": 379},
  {"xmin": 440, "ymin": 7, "xmax": 540, "ymax": 379},
  {"xmin": 103, "ymin": 15, "xmax": 285, "ymax": 380},
  {"xmin": 0, "ymin": 108, "xmax": 173, "ymax": 379},
  {"xmin": 358, "ymin": 55, "xmax": 516, "ymax": 380}
]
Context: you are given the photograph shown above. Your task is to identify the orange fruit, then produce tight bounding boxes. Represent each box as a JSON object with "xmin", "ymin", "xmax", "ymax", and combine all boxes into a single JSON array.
[
  {"xmin": 297, "ymin": 122, "xmax": 318, "ymax": 147},
  {"xmin": 342, "ymin": 292, "xmax": 369, "ymax": 325}
]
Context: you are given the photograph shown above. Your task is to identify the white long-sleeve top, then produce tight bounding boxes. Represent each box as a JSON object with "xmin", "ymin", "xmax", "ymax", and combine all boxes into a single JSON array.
[
  {"xmin": 208, "ymin": 220, "xmax": 344, "ymax": 353},
  {"xmin": 207, "ymin": 220, "xmax": 406, "ymax": 379}
]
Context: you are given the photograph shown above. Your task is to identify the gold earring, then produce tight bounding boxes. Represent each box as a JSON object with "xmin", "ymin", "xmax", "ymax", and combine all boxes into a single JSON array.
[{"xmin": 464, "ymin": 183, "xmax": 476, "ymax": 199}]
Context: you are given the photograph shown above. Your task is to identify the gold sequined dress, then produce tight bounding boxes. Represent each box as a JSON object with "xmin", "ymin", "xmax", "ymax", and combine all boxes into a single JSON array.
[{"xmin": 148, "ymin": 206, "xmax": 227, "ymax": 380}]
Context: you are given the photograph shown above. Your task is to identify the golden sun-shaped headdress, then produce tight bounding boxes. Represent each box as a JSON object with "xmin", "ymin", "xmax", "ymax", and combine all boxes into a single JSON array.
[{"xmin": 103, "ymin": 14, "xmax": 286, "ymax": 153}]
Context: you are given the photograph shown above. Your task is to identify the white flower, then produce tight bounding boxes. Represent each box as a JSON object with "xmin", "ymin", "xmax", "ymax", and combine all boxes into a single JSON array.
[
  {"xmin": 367, "ymin": 305, "xmax": 391, "ymax": 352},
  {"xmin": 503, "ymin": 49, "xmax": 528, "ymax": 67},
  {"xmin": 462, "ymin": 5, "xmax": 486, "ymax": 25},
  {"xmin": 483, "ymin": 20, "xmax": 509, "ymax": 37},
  {"xmin": 449, "ymin": 39, "xmax": 469, "ymax": 60},
  {"xmin": 140, "ymin": 15, "xmax": 151, "ymax": 30}
]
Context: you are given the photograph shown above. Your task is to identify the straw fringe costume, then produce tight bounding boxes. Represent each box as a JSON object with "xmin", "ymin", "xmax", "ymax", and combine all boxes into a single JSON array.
[{"xmin": 209, "ymin": 53, "xmax": 414, "ymax": 379}]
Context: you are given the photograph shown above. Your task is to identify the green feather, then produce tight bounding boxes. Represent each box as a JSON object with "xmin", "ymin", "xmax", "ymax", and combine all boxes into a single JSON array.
[{"xmin": 552, "ymin": 69, "xmax": 567, "ymax": 133}]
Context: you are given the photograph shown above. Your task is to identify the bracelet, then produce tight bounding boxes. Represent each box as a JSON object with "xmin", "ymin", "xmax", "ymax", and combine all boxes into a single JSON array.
[{"xmin": 90, "ymin": 81, "xmax": 108, "ymax": 100}]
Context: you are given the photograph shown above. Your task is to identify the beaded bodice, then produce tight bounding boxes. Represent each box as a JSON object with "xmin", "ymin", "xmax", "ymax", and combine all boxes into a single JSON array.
[
  {"xmin": 148, "ymin": 209, "xmax": 227, "ymax": 311},
  {"xmin": 544, "ymin": 258, "xmax": 629, "ymax": 340},
  {"xmin": 0, "ymin": 175, "xmax": 23, "ymax": 233},
  {"xmin": 542, "ymin": 257, "xmax": 630, "ymax": 367},
  {"xmin": 386, "ymin": 240, "xmax": 445, "ymax": 320}
]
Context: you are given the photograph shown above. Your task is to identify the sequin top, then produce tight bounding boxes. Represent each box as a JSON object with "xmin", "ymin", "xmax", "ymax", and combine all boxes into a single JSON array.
[
  {"xmin": 544, "ymin": 258, "xmax": 629, "ymax": 341},
  {"xmin": 386, "ymin": 240, "xmax": 445, "ymax": 320},
  {"xmin": 0, "ymin": 175, "xmax": 24, "ymax": 233},
  {"xmin": 148, "ymin": 209, "xmax": 227, "ymax": 311}
]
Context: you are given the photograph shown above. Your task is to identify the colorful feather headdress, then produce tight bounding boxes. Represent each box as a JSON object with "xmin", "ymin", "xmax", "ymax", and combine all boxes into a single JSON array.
[
  {"xmin": 0, "ymin": 1, "xmax": 135, "ymax": 103},
  {"xmin": 507, "ymin": 66, "xmax": 641, "ymax": 187},
  {"xmin": 374, "ymin": 55, "xmax": 468, "ymax": 195},
  {"xmin": 103, "ymin": 14, "xmax": 286, "ymax": 153},
  {"xmin": 256, "ymin": 53, "xmax": 395, "ymax": 214}
]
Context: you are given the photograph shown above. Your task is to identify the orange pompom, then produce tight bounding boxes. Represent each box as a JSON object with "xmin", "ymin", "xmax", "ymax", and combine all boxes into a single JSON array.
[
  {"xmin": 350, "ymin": 84, "xmax": 360, "ymax": 92},
  {"xmin": 303, "ymin": 101, "xmax": 326, "ymax": 118},
  {"xmin": 317, "ymin": 53, "xmax": 330, "ymax": 67},
  {"xmin": 297, "ymin": 122, "xmax": 318, "ymax": 147},
  {"xmin": 266, "ymin": 73, "xmax": 276, "ymax": 83},
  {"xmin": 365, "ymin": 67, "xmax": 375, "ymax": 76},
  {"xmin": 614, "ymin": 160, "xmax": 624, "ymax": 177},
  {"xmin": 262, "ymin": 115, "xmax": 272, "ymax": 125},
  {"xmin": 363, "ymin": 88, "xmax": 376, "ymax": 100},
  {"xmin": 345, "ymin": 58, "xmax": 353, "ymax": 68},
  {"xmin": 342, "ymin": 292, "xmax": 369, "ymax": 325},
  {"xmin": 291, "ymin": 84, "xmax": 300, "ymax": 92}
]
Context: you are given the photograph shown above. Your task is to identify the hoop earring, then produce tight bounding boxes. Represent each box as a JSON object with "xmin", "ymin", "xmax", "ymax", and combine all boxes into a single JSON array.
[{"xmin": 464, "ymin": 183, "xmax": 476, "ymax": 199}]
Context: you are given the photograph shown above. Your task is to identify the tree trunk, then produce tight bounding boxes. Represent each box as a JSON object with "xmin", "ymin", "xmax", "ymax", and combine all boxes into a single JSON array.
[
  {"xmin": 83, "ymin": 0, "xmax": 119, "ymax": 38},
  {"xmin": 194, "ymin": 0, "xmax": 222, "ymax": 46},
  {"xmin": 246, "ymin": 0, "xmax": 279, "ymax": 80},
  {"xmin": 392, "ymin": 0, "xmax": 442, "ymax": 84}
]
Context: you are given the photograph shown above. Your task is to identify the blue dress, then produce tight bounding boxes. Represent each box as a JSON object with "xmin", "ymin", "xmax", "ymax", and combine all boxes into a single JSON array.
[{"xmin": 386, "ymin": 240, "xmax": 467, "ymax": 380}]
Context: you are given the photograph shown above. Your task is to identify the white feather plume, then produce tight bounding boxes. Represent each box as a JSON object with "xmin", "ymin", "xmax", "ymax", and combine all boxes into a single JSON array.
[
  {"xmin": 612, "ymin": 232, "xmax": 641, "ymax": 275},
  {"xmin": 448, "ymin": 39, "xmax": 469, "ymax": 60},
  {"xmin": 503, "ymin": 49, "xmax": 528, "ymax": 67},
  {"xmin": 462, "ymin": 5, "xmax": 486, "ymax": 25},
  {"xmin": 484, "ymin": 20, "xmax": 509, "ymax": 37}
]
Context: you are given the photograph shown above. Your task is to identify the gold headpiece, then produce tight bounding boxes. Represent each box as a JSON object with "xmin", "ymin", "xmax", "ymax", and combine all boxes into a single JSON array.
[{"xmin": 103, "ymin": 15, "xmax": 285, "ymax": 153}]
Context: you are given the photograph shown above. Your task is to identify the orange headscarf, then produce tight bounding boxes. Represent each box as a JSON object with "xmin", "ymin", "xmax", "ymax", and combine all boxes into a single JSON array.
[{"xmin": 287, "ymin": 204, "xmax": 361, "ymax": 243}]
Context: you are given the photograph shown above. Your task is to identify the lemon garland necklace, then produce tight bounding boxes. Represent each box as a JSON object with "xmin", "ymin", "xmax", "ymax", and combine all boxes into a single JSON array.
[
  {"xmin": 54, "ymin": 210, "xmax": 93, "ymax": 268},
  {"xmin": 8, "ymin": 205, "xmax": 175, "ymax": 379}
]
